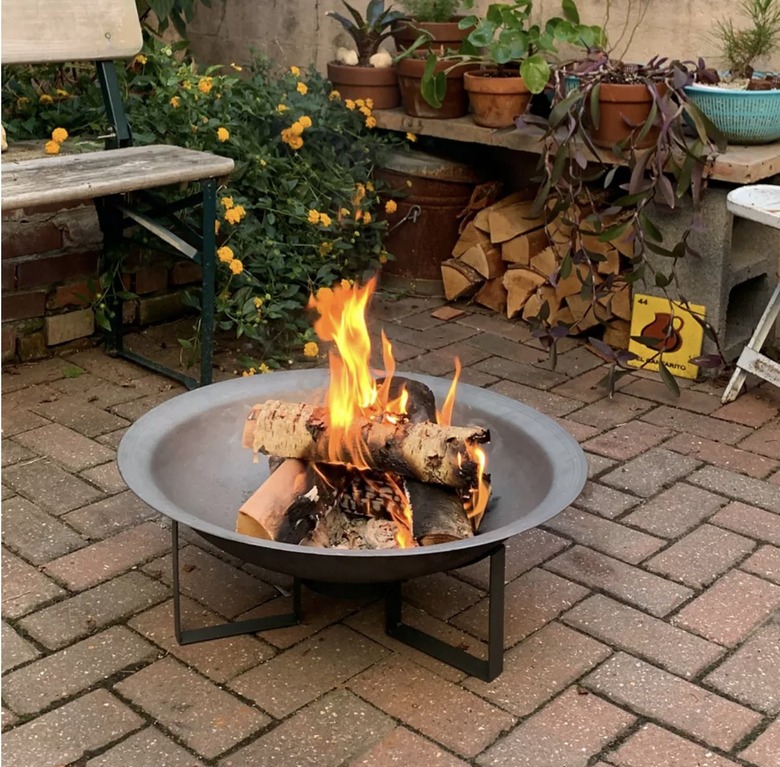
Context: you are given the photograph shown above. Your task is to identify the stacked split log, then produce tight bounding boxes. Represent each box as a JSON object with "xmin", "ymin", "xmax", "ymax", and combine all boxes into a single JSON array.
[{"xmin": 441, "ymin": 191, "xmax": 634, "ymax": 348}]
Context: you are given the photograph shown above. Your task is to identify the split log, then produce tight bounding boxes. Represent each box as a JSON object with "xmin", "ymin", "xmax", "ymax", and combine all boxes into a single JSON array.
[
  {"xmin": 236, "ymin": 458, "xmax": 320, "ymax": 543},
  {"xmin": 473, "ymin": 190, "xmax": 535, "ymax": 232},
  {"xmin": 474, "ymin": 277, "xmax": 508, "ymax": 314},
  {"xmin": 488, "ymin": 202, "xmax": 546, "ymax": 244},
  {"xmin": 529, "ymin": 247, "xmax": 558, "ymax": 279},
  {"xmin": 503, "ymin": 267, "xmax": 546, "ymax": 319},
  {"xmin": 441, "ymin": 259, "xmax": 484, "ymax": 301},
  {"xmin": 407, "ymin": 480, "xmax": 474, "ymax": 545},
  {"xmin": 604, "ymin": 319, "xmax": 631, "ymax": 349},
  {"xmin": 554, "ymin": 263, "xmax": 601, "ymax": 302},
  {"xmin": 565, "ymin": 294, "xmax": 606, "ymax": 332},
  {"xmin": 522, "ymin": 286, "xmax": 561, "ymax": 323},
  {"xmin": 452, "ymin": 221, "xmax": 492, "ymax": 258},
  {"xmin": 500, "ymin": 228, "xmax": 549, "ymax": 265},
  {"xmin": 458, "ymin": 243, "xmax": 505, "ymax": 280},
  {"xmin": 246, "ymin": 400, "xmax": 489, "ymax": 488}
]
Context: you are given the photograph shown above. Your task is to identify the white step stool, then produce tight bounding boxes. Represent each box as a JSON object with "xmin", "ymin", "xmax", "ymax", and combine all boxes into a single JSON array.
[{"xmin": 722, "ymin": 184, "xmax": 780, "ymax": 403}]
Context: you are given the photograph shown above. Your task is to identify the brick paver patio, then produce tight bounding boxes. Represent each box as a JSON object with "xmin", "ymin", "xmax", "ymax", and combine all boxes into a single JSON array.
[{"xmin": 2, "ymin": 293, "xmax": 779, "ymax": 766}]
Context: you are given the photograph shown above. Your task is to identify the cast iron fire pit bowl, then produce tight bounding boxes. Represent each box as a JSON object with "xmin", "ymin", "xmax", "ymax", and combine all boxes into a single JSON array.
[
  {"xmin": 118, "ymin": 370, "xmax": 586, "ymax": 583},
  {"xmin": 118, "ymin": 370, "xmax": 586, "ymax": 680}
]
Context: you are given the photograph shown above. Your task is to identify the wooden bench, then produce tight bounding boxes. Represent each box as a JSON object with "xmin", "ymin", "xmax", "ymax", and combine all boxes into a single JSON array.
[{"xmin": 1, "ymin": 0, "xmax": 235, "ymax": 387}]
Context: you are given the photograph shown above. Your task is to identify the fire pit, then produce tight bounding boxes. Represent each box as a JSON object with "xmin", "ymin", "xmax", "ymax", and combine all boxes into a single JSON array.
[{"xmin": 119, "ymin": 369, "xmax": 585, "ymax": 680}]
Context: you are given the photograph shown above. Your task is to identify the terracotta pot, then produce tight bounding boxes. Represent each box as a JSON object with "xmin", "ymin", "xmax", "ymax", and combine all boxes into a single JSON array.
[
  {"xmin": 589, "ymin": 82, "xmax": 665, "ymax": 149},
  {"xmin": 326, "ymin": 62, "xmax": 400, "ymax": 110},
  {"xmin": 464, "ymin": 70, "xmax": 531, "ymax": 128},
  {"xmin": 392, "ymin": 17, "xmax": 474, "ymax": 53},
  {"xmin": 397, "ymin": 57, "xmax": 478, "ymax": 119}
]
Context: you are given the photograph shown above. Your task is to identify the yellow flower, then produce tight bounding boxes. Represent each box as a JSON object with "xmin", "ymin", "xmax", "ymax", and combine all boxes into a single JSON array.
[
  {"xmin": 224, "ymin": 208, "xmax": 241, "ymax": 225},
  {"xmin": 55, "ymin": 89, "xmax": 69, "ymax": 98},
  {"xmin": 39, "ymin": 94, "xmax": 54, "ymax": 105},
  {"xmin": 170, "ymin": 96, "xmax": 181, "ymax": 108},
  {"xmin": 182, "ymin": 79, "xmax": 192, "ymax": 90},
  {"xmin": 296, "ymin": 82, "xmax": 308, "ymax": 95},
  {"xmin": 352, "ymin": 183, "xmax": 366, "ymax": 206},
  {"xmin": 233, "ymin": 204, "xmax": 246, "ymax": 219},
  {"xmin": 134, "ymin": 54, "xmax": 147, "ymax": 66},
  {"xmin": 289, "ymin": 121, "xmax": 304, "ymax": 136},
  {"xmin": 51, "ymin": 127, "xmax": 68, "ymax": 144},
  {"xmin": 359, "ymin": 106, "xmax": 372, "ymax": 117},
  {"xmin": 356, "ymin": 99, "xmax": 365, "ymax": 108},
  {"xmin": 287, "ymin": 135, "xmax": 303, "ymax": 150},
  {"xmin": 366, "ymin": 182, "xmax": 375, "ymax": 192},
  {"xmin": 385, "ymin": 200, "xmax": 398, "ymax": 214},
  {"xmin": 215, "ymin": 220, "xmax": 221, "ymax": 234},
  {"xmin": 299, "ymin": 115, "xmax": 312, "ymax": 128},
  {"xmin": 44, "ymin": 140, "xmax": 60, "ymax": 155},
  {"xmin": 303, "ymin": 341, "xmax": 319, "ymax": 358},
  {"xmin": 231, "ymin": 62, "xmax": 243, "ymax": 71},
  {"xmin": 307, "ymin": 209, "xmax": 320, "ymax": 224},
  {"xmin": 198, "ymin": 77, "xmax": 213, "ymax": 94},
  {"xmin": 406, "ymin": 132, "xmax": 417, "ymax": 142},
  {"xmin": 290, "ymin": 65, "xmax": 301, "ymax": 76},
  {"xmin": 259, "ymin": 158, "xmax": 267, "ymax": 166},
  {"xmin": 379, "ymin": 252, "xmax": 388, "ymax": 264},
  {"xmin": 365, "ymin": 113, "xmax": 377, "ymax": 127},
  {"xmin": 340, "ymin": 207, "xmax": 350, "ymax": 217},
  {"xmin": 220, "ymin": 196, "xmax": 234, "ymax": 210},
  {"xmin": 362, "ymin": 211, "xmax": 372, "ymax": 224},
  {"xmin": 366, "ymin": 98, "xmax": 374, "ymax": 109},
  {"xmin": 254, "ymin": 297, "xmax": 264, "ymax": 308},
  {"xmin": 344, "ymin": 99, "xmax": 356, "ymax": 110},
  {"xmin": 319, "ymin": 241, "xmax": 333, "ymax": 255},
  {"xmin": 217, "ymin": 126, "xmax": 230, "ymax": 142},
  {"xmin": 276, "ymin": 103, "xmax": 288, "ymax": 113},
  {"xmin": 217, "ymin": 245, "xmax": 234, "ymax": 263},
  {"xmin": 16, "ymin": 96, "xmax": 29, "ymax": 107},
  {"xmin": 329, "ymin": 90, "xmax": 341, "ymax": 100},
  {"xmin": 258, "ymin": 362, "xmax": 271, "ymax": 374},
  {"xmin": 319, "ymin": 213, "xmax": 332, "ymax": 227},
  {"xmin": 229, "ymin": 259, "xmax": 244, "ymax": 275}
]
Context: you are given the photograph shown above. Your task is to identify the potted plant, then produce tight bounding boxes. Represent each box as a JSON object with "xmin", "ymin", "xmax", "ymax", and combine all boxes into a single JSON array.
[
  {"xmin": 326, "ymin": 0, "xmax": 407, "ymax": 109},
  {"xmin": 392, "ymin": 1, "xmax": 472, "ymax": 53},
  {"xmin": 410, "ymin": 0, "xmax": 603, "ymax": 128},
  {"xmin": 516, "ymin": 57, "xmax": 727, "ymax": 393},
  {"xmin": 684, "ymin": 0, "xmax": 780, "ymax": 143}
]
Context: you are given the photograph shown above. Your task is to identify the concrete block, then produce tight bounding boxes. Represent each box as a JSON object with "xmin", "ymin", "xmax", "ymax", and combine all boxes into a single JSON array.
[
  {"xmin": 60, "ymin": 205, "xmax": 102, "ymax": 250},
  {"xmin": 2, "ymin": 323, "xmax": 17, "ymax": 362},
  {"xmin": 44, "ymin": 309, "xmax": 95, "ymax": 346}
]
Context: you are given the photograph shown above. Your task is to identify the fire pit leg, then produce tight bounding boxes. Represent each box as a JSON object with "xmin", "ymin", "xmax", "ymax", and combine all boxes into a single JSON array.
[
  {"xmin": 384, "ymin": 544, "xmax": 505, "ymax": 682},
  {"xmin": 170, "ymin": 521, "xmax": 301, "ymax": 644}
]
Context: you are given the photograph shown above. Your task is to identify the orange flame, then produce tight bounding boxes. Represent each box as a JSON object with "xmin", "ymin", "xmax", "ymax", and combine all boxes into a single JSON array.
[{"xmin": 309, "ymin": 278, "xmax": 489, "ymax": 545}]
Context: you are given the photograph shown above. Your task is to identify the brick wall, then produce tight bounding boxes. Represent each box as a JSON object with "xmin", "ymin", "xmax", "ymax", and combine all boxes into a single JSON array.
[{"xmin": 1, "ymin": 202, "xmax": 201, "ymax": 363}]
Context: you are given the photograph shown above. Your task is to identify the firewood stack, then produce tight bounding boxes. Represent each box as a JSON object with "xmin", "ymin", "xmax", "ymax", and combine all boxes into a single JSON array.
[{"xmin": 441, "ymin": 191, "xmax": 634, "ymax": 348}]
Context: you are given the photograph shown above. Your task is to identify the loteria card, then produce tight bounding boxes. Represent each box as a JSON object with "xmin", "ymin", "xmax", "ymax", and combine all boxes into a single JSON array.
[{"xmin": 627, "ymin": 294, "xmax": 706, "ymax": 380}]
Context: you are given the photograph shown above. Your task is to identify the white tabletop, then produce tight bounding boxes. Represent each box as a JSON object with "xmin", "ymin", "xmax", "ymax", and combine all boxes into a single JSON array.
[{"xmin": 727, "ymin": 184, "xmax": 780, "ymax": 230}]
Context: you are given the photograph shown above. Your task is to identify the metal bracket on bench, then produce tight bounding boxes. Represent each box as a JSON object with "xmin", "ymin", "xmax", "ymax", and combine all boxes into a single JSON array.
[
  {"xmin": 170, "ymin": 521, "xmax": 301, "ymax": 644},
  {"xmin": 385, "ymin": 545, "xmax": 505, "ymax": 682}
]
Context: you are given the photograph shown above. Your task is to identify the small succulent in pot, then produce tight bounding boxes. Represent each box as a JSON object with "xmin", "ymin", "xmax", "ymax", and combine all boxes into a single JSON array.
[{"xmin": 326, "ymin": 0, "xmax": 408, "ymax": 66}]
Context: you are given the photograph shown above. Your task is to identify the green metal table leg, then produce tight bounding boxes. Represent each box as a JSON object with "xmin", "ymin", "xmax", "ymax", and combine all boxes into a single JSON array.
[
  {"xmin": 199, "ymin": 178, "xmax": 216, "ymax": 387},
  {"xmin": 95, "ymin": 196, "xmax": 125, "ymax": 355}
]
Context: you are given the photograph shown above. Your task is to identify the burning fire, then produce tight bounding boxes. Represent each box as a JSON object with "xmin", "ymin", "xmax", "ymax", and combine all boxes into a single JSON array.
[{"xmin": 308, "ymin": 277, "xmax": 489, "ymax": 546}]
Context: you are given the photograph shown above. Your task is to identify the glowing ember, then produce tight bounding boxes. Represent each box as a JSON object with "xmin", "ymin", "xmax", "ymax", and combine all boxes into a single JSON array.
[{"xmin": 308, "ymin": 277, "xmax": 490, "ymax": 546}]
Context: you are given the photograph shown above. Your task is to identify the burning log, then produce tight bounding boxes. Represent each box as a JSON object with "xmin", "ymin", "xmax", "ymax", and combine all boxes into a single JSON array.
[
  {"xmin": 406, "ymin": 480, "xmax": 473, "ymax": 545},
  {"xmin": 245, "ymin": 400, "xmax": 489, "ymax": 488}
]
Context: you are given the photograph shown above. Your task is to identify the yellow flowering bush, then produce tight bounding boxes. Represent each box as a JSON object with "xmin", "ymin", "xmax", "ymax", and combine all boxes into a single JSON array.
[
  {"xmin": 44, "ymin": 140, "xmax": 60, "ymax": 155},
  {"xmin": 2, "ymin": 44, "xmax": 403, "ymax": 368}
]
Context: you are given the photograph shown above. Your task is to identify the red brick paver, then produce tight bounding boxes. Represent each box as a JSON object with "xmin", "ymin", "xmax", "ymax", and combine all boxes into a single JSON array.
[{"xmin": 740, "ymin": 720, "xmax": 780, "ymax": 767}]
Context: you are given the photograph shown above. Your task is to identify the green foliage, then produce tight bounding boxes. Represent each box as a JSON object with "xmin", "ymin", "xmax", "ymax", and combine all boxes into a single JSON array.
[
  {"xmin": 715, "ymin": 0, "xmax": 780, "ymax": 78},
  {"xmin": 136, "ymin": 0, "xmax": 212, "ymax": 38},
  {"xmin": 409, "ymin": 0, "xmax": 605, "ymax": 107},
  {"xmin": 326, "ymin": 0, "xmax": 408, "ymax": 64},
  {"xmin": 400, "ymin": 0, "xmax": 461, "ymax": 23},
  {"xmin": 2, "ymin": 40, "xmax": 403, "ymax": 365}
]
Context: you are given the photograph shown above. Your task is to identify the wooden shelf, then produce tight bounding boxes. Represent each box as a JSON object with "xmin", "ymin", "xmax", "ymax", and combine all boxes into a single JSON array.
[{"xmin": 374, "ymin": 108, "xmax": 780, "ymax": 185}]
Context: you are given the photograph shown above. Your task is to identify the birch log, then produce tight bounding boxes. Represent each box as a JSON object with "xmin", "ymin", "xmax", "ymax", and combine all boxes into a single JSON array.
[{"xmin": 246, "ymin": 400, "xmax": 489, "ymax": 488}]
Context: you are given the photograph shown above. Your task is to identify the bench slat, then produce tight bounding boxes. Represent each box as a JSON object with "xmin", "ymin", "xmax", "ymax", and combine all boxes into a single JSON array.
[
  {"xmin": 1, "ymin": 145, "xmax": 235, "ymax": 212},
  {"xmin": 2, "ymin": 0, "xmax": 143, "ymax": 64}
]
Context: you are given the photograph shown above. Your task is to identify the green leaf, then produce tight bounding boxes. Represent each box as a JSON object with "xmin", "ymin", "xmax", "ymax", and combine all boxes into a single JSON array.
[
  {"xmin": 62, "ymin": 365, "xmax": 84, "ymax": 378},
  {"xmin": 520, "ymin": 56, "xmax": 550, "ymax": 94},
  {"xmin": 658, "ymin": 360, "xmax": 681, "ymax": 396},
  {"xmin": 589, "ymin": 82, "xmax": 601, "ymax": 130},
  {"xmin": 598, "ymin": 220, "xmax": 630, "ymax": 243},
  {"xmin": 420, "ymin": 53, "xmax": 445, "ymax": 108},
  {"xmin": 562, "ymin": 0, "xmax": 580, "ymax": 23}
]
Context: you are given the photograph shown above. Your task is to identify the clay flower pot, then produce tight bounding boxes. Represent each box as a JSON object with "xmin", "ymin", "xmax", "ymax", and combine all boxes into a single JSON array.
[
  {"xmin": 464, "ymin": 70, "xmax": 531, "ymax": 128},
  {"xmin": 397, "ymin": 57, "xmax": 477, "ymax": 119},
  {"xmin": 326, "ymin": 62, "xmax": 401, "ymax": 110},
  {"xmin": 589, "ymin": 82, "xmax": 665, "ymax": 149},
  {"xmin": 392, "ymin": 17, "xmax": 474, "ymax": 53}
]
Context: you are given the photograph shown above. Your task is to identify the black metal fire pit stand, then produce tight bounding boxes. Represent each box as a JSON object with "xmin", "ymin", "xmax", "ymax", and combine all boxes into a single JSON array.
[{"xmin": 170, "ymin": 521, "xmax": 506, "ymax": 682}]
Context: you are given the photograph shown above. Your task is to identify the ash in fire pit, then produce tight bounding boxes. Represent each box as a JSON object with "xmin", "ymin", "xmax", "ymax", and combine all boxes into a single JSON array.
[{"xmin": 236, "ymin": 279, "xmax": 492, "ymax": 550}]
